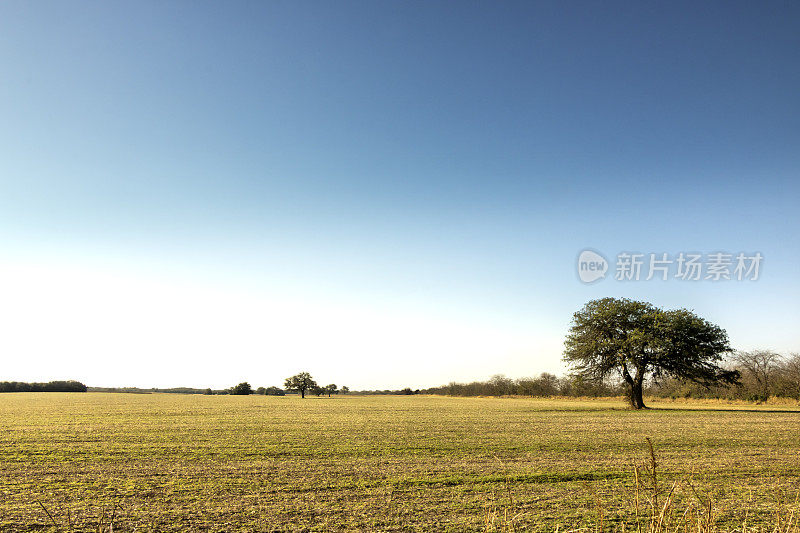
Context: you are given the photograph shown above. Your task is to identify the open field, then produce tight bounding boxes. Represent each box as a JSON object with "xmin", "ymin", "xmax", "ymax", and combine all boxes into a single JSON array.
[{"xmin": 1, "ymin": 394, "xmax": 799, "ymax": 531}]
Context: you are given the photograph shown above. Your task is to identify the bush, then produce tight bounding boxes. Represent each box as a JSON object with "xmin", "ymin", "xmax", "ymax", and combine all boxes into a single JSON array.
[{"xmin": 229, "ymin": 382, "xmax": 252, "ymax": 395}]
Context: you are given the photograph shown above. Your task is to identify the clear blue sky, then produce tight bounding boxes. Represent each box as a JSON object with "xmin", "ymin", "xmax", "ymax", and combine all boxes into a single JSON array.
[{"xmin": 1, "ymin": 1, "xmax": 798, "ymax": 389}]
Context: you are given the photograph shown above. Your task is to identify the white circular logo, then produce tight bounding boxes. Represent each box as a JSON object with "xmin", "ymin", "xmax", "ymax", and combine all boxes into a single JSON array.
[{"xmin": 577, "ymin": 249, "xmax": 608, "ymax": 283}]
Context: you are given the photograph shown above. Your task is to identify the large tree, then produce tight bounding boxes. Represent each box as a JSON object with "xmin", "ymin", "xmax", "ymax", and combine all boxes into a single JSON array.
[
  {"xmin": 563, "ymin": 297, "xmax": 739, "ymax": 409},
  {"xmin": 284, "ymin": 372, "xmax": 317, "ymax": 399}
]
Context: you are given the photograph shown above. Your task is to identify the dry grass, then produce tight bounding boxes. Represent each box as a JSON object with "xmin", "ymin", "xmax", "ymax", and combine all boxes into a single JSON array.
[{"xmin": 1, "ymin": 394, "xmax": 799, "ymax": 531}]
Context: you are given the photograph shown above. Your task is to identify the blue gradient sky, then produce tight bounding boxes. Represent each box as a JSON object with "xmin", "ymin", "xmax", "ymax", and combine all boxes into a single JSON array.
[{"xmin": 1, "ymin": 1, "xmax": 798, "ymax": 389}]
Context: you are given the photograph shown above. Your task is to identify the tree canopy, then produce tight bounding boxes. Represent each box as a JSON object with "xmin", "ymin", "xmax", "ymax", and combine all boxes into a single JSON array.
[
  {"xmin": 563, "ymin": 297, "xmax": 739, "ymax": 409},
  {"xmin": 230, "ymin": 382, "xmax": 252, "ymax": 395},
  {"xmin": 284, "ymin": 372, "xmax": 317, "ymax": 399}
]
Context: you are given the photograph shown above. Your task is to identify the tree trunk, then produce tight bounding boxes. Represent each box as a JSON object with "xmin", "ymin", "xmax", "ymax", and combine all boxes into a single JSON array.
[
  {"xmin": 622, "ymin": 363, "xmax": 647, "ymax": 409},
  {"xmin": 300, "ymin": 389, "xmax": 305, "ymax": 399},
  {"xmin": 629, "ymin": 379, "xmax": 646, "ymax": 409}
]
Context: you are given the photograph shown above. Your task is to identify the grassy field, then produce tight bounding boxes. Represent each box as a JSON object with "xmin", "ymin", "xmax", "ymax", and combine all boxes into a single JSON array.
[{"xmin": 1, "ymin": 393, "xmax": 799, "ymax": 531}]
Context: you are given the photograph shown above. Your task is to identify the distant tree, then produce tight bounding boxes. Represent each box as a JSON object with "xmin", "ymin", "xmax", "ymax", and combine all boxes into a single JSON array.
[
  {"xmin": 230, "ymin": 382, "xmax": 252, "ymax": 395},
  {"xmin": 516, "ymin": 373, "xmax": 559, "ymax": 397},
  {"xmin": 538, "ymin": 373, "xmax": 560, "ymax": 395},
  {"xmin": 203, "ymin": 388, "xmax": 213, "ymax": 395},
  {"xmin": 564, "ymin": 297, "xmax": 739, "ymax": 409},
  {"xmin": 489, "ymin": 374, "xmax": 514, "ymax": 396},
  {"xmin": 324, "ymin": 384, "xmax": 338, "ymax": 397},
  {"xmin": 255, "ymin": 387, "xmax": 267, "ymax": 395},
  {"xmin": 311, "ymin": 384, "xmax": 325, "ymax": 397},
  {"xmin": 776, "ymin": 353, "xmax": 800, "ymax": 399},
  {"xmin": 340, "ymin": 386, "xmax": 350, "ymax": 394},
  {"xmin": 284, "ymin": 372, "xmax": 317, "ymax": 399},
  {"xmin": 400, "ymin": 387, "xmax": 414, "ymax": 395},
  {"xmin": 732, "ymin": 350, "xmax": 783, "ymax": 400},
  {"xmin": 263, "ymin": 386, "xmax": 285, "ymax": 396}
]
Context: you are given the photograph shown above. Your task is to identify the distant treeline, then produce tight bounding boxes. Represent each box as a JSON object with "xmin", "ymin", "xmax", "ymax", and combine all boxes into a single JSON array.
[
  {"xmin": 89, "ymin": 385, "xmax": 288, "ymax": 395},
  {"xmin": 89, "ymin": 387, "xmax": 210, "ymax": 394},
  {"xmin": 0, "ymin": 380, "xmax": 88, "ymax": 393},
  {"xmin": 651, "ymin": 350, "xmax": 800, "ymax": 401},
  {"xmin": 88, "ymin": 385, "xmax": 419, "ymax": 396},
  {"xmin": 425, "ymin": 373, "xmax": 620, "ymax": 398},
  {"xmin": 352, "ymin": 388, "xmax": 420, "ymax": 395},
  {"xmin": 427, "ymin": 351, "xmax": 800, "ymax": 402}
]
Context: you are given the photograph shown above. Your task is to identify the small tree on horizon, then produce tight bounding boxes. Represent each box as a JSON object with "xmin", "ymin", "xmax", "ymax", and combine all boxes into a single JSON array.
[
  {"xmin": 563, "ymin": 297, "xmax": 739, "ymax": 409},
  {"xmin": 324, "ymin": 384, "xmax": 338, "ymax": 397},
  {"xmin": 284, "ymin": 372, "xmax": 317, "ymax": 399},
  {"xmin": 230, "ymin": 382, "xmax": 252, "ymax": 395}
]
